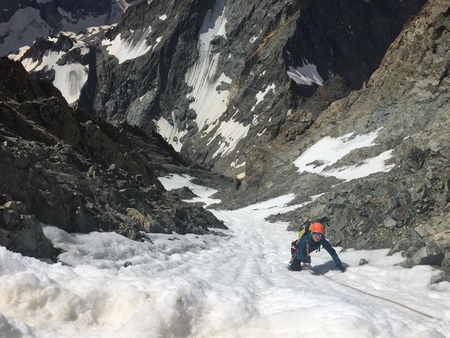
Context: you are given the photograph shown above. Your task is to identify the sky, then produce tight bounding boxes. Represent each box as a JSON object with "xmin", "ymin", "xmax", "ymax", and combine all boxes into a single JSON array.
[{"xmin": 1, "ymin": 134, "xmax": 450, "ymax": 338}]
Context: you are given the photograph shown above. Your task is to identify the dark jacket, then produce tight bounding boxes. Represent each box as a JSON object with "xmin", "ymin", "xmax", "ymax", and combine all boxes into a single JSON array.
[{"xmin": 295, "ymin": 232, "xmax": 341, "ymax": 266}]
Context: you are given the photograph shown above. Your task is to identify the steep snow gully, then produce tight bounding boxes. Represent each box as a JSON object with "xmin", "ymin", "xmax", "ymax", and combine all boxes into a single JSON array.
[{"xmin": 1, "ymin": 175, "xmax": 449, "ymax": 337}]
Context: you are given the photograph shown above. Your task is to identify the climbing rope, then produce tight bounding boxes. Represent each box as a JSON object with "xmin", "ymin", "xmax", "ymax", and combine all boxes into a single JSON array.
[{"xmin": 324, "ymin": 274, "xmax": 436, "ymax": 319}]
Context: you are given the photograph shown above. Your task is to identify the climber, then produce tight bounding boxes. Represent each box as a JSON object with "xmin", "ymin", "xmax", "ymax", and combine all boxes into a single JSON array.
[{"xmin": 288, "ymin": 221, "xmax": 346, "ymax": 272}]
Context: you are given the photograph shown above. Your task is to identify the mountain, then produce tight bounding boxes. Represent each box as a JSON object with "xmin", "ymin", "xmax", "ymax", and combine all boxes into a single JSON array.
[
  {"xmin": 0, "ymin": 0, "xmax": 136, "ymax": 57},
  {"xmin": 0, "ymin": 57, "xmax": 228, "ymax": 259},
  {"xmin": 10, "ymin": 0, "xmax": 427, "ymax": 173},
  {"xmin": 1, "ymin": 0, "xmax": 450, "ymax": 278}
]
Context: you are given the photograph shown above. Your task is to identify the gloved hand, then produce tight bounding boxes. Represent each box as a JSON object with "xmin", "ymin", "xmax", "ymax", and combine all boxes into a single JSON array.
[{"xmin": 337, "ymin": 263, "xmax": 346, "ymax": 272}]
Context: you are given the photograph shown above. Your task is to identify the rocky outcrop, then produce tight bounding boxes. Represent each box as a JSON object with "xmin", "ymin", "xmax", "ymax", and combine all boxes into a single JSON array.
[
  {"xmin": 3, "ymin": 0, "xmax": 449, "ymax": 278},
  {"xmin": 0, "ymin": 199, "xmax": 58, "ymax": 260},
  {"xmin": 0, "ymin": 57, "xmax": 227, "ymax": 260},
  {"xmin": 239, "ymin": 0, "xmax": 450, "ymax": 278},
  {"xmin": 94, "ymin": 0, "xmax": 426, "ymax": 176},
  {"xmin": 11, "ymin": 0, "xmax": 426, "ymax": 177}
]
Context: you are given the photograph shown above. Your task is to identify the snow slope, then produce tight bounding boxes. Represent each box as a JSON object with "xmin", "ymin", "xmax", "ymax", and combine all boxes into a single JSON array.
[
  {"xmin": 155, "ymin": 0, "xmax": 237, "ymax": 154},
  {"xmin": 0, "ymin": 174, "xmax": 449, "ymax": 337},
  {"xmin": 294, "ymin": 128, "xmax": 395, "ymax": 181},
  {"xmin": 0, "ymin": 1, "xmax": 130, "ymax": 56}
]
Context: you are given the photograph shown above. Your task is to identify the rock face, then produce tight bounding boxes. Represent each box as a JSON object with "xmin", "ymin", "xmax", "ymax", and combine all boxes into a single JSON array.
[
  {"xmin": 0, "ymin": 57, "xmax": 227, "ymax": 260},
  {"xmin": 12, "ymin": 0, "xmax": 426, "ymax": 175},
  {"xmin": 95, "ymin": 0, "xmax": 427, "ymax": 176},
  {"xmin": 3, "ymin": 0, "xmax": 450, "ymax": 279},
  {"xmin": 245, "ymin": 0, "xmax": 450, "ymax": 277}
]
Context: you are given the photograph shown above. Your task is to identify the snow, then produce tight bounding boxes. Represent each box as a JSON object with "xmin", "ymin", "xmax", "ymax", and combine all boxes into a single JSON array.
[
  {"xmin": 0, "ymin": 1, "xmax": 128, "ymax": 56},
  {"xmin": 287, "ymin": 62, "xmax": 324, "ymax": 86},
  {"xmin": 8, "ymin": 46, "xmax": 29, "ymax": 61},
  {"xmin": 0, "ymin": 8, "xmax": 51, "ymax": 56},
  {"xmin": 1, "ymin": 170, "xmax": 450, "ymax": 337},
  {"xmin": 251, "ymin": 83, "xmax": 276, "ymax": 112},
  {"xmin": 0, "ymin": 5, "xmax": 449, "ymax": 336},
  {"xmin": 53, "ymin": 63, "xmax": 89, "ymax": 104},
  {"xmin": 207, "ymin": 116, "xmax": 250, "ymax": 159},
  {"xmin": 294, "ymin": 128, "xmax": 395, "ymax": 181},
  {"xmin": 102, "ymin": 27, "xmax": 154, "ymax": 64},
  {"xmin": 5, "ymin": 3, "xmax": 128, "ymax": 104},
  {"xmin": 157, "ymin": 0, "xmax": 233, "ymax": 153},
  {"xmin": 154, "ymin": 115, "xmax": 188, "ymax": 152},
  {"xmin": 20, "ymin": 50, "xmax": 89, "ymax": 105},
  {"xmin": 182, "ymin": 0, "xmax": 230, "ymax": 139}
]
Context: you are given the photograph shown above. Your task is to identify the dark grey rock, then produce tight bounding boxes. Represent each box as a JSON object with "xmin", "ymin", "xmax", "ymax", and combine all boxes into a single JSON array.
[
  {"xmin": 2, "ymin": 0, "xmax": 450, "ymax": 280},
  {"xmin": 0, "ymin": 57, "xmax": 227, "ymax": 260}
]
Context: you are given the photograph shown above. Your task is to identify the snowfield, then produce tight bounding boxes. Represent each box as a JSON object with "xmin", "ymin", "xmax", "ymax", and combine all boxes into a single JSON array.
[{"xmin": 0, "ymin": 174, "xmax": 449, "ymax": 338}]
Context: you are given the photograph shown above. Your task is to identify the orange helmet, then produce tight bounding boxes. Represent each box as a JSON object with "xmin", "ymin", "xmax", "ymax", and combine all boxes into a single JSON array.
[{"xmin": 310, "ymin": 222, "xmax": 324, "ymax": 234}]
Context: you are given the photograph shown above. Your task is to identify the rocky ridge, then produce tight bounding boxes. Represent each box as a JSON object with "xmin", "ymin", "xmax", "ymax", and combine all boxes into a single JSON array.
[
  {"xmin": 2, "ymin": 0, "xmax": 450, "ymax": 279},
  {"xmin": 230, "ymin": 0, "xmax": 450, "ymax": 277},
  {"xmin": 0, "ymin": 57, "xmax": 228, "ymax": 260},
  {"xmin": 11, "ymin": 0, "xmax": 426, "ymax": 174}
]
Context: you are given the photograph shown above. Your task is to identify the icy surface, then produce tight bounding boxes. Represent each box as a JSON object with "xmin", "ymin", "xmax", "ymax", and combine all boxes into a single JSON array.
[
  {"xmin": 294, "ymin": 128, "xmax": 395, "ymax": 181},
  {"xmin": 287, "ymin": 62, "xmax": 324, "ymax": 86},
  {"xmin": 0, "ymin": 174, "xmax": 449, "ymax": 337},
  {"xmin": 103, "ymin": 27, "xmax": 155, "ymax": 64}
]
